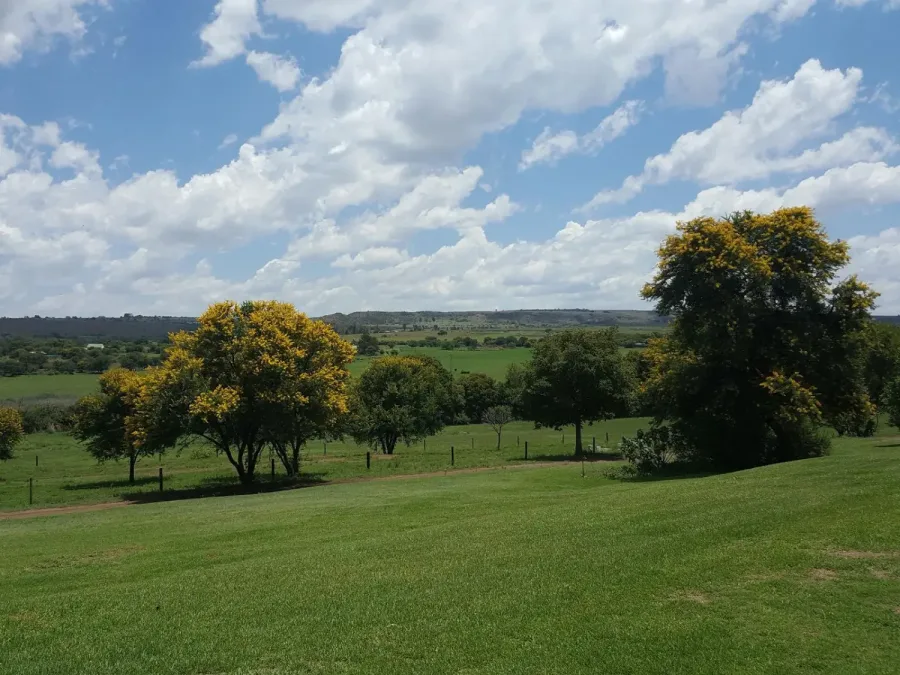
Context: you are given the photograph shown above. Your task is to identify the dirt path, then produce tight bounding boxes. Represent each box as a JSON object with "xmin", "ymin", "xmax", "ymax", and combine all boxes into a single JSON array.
[{"xmin": 0, "ymin": 460, "xmax": 611, "ymax": 521}]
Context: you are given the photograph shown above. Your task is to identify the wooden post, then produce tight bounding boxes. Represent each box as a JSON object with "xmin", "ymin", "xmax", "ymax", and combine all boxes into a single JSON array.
[
  {"xmin": 451, "ymin": 446, "xmax": 455, "ymax": 466},
  {"xmin": 582, "ymin": 457, "xmax": 585, "ymax": 478},
  {"xmin": 525, "ymin": 441, "xmax": 528, "ymax": 460},
  {"xmin": 35, "ymin": 455, "xmax": 38, "ymax": 467},
  {"xmin": 323, "ymin": 442, "xmax": 327, "ymax": 456},
  {"xmin": 562, "ymin": 433, "xmax": 565, "ymax": 445},
  {"xmin": 271, "ymin": 457, "xmax": 275, "ymax": 479},
  {"xmin": 593, "ymin": 437, "xmax": 596, "ymax": 453},
  {"xmin": 366, "ymin": 452, "xmax": 371, "ymax": 470},
  {"xmin": 606, "ymin": 432, "xmax": 609, "ymax": 444},
  {"xmin": 158, "ymin": 467, "xmax": 164, "ymax": 493},
  {"xmin": 29, "ymin": 478, "xmax": 33, "ymax": 505},
  {"xmin": 517, "ymin": 436, "xmax": 519, "ymax": 447}
]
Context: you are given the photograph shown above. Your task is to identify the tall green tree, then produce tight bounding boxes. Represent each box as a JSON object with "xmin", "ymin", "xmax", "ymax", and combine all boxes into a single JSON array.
[
  {"xmin": 885, "ymin": 378, "xmax": 900, "ymax": 431},
  {"xmin": 0, "ymin": 407, "xmax": 24, "ymax": 462},
  {"xmin": 71, "ymin": 369, "xmax": 151, "ymax": 483},
  {"xmin": 349, "ymin": 355, "xmax": 455, "ymax": 454},
  {"xmin": 864, "ymin": 323, "xmax": 900, "ymax": 407},
  {"xmin": 521, "ymin": 328, "xmax": 632, "ymax": 455},
  {"xmin": 642, "ymin": 207, "xmax": 878, "ymax": 469},
  {"xmin": 356, "ymin": 331, "xmax": 380, "ymax": 357},
  {"xmin": 455, "ymin": 372, "xmax": 500, "ymax": 424}
]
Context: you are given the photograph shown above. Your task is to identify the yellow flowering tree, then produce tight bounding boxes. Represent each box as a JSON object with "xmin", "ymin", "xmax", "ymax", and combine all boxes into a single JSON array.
[
  {"xmin": 0, "ymin": 407, "xmax": 25, "ymax": 462},
  {"xmin": 641, "ymin": 207, "xmax": 878, "ymax": 469},
  {"xmin": 136, "ymin": 301, "xmax": 354, "ymax": 484},
  {"xmin": 71, "ymin": 368, "xmax": 151, "ymax": 483}
]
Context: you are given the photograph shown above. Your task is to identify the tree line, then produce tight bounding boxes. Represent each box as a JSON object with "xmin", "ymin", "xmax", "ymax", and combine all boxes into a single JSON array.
[{"xmin": 2, "ymin": 208, "xmax": 900, "ymax": 481}]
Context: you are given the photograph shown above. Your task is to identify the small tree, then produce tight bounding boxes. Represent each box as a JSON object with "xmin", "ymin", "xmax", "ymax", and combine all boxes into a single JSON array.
[
  {"xmin": 349, "ymin": 355, "xmax": 455, "ymax": 454},
  {"xmin": 71, "ymin": 369, "xmax": 150, "ymax": 483},
  {"xmin": 0, "ymin": 407, "xmax": 24, "ymax": 461},
  {"xmin": 522, "ymin": 328, "xmax": 632, "ymax": 455},
  {"xmin": 356, "ymin": 332, "xmax": 380, "ymax": 357},
  {"xmin": 483, "ymin": 405, "xmax": 513, "ymax": 450}
]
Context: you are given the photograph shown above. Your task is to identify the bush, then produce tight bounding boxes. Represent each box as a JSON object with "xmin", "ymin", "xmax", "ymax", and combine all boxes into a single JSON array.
[
  {"xmin": 619, "ymin": 427, "xmax": 682, "ymax": 474},
  {"xmin": 21, "ymin": 404, "xmax": 74, "ymax": 434}
]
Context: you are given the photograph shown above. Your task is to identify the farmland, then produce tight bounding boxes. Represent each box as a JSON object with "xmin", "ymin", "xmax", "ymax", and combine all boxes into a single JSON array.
[
  {"xmin": 2, "ymin": 430, "xmax": 899, "ymax": 674},
  {"xmin": 0, "ymin": 418, "xmax": 645, "ymax": 511}
]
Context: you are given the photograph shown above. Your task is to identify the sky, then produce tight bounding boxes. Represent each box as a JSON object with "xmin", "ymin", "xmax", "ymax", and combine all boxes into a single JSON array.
[{"xmin": 1, "ymin": 0, "xmax": 900, "ymax": 317}]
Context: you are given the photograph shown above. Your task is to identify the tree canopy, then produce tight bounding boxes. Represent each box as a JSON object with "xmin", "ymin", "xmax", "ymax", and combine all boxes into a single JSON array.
[
  {"xmin": 641, "ymin": 207, "xmax": 877, "ymax": 469},
  {"xmin": 356, "ymin": 332, "xmax": 380, "ymax": 357},
  {"xmin": 521, "ymin": 328, "xmax": 632, "ymax": 455},
  {"xmin": 135, "ymin": 301, "xmax": 355, "ymax": 484},
  {"xmin": 0, "ymin": 407, "xmax": 24, "ymax": 461},
  {"xmin": 349, "ymin": 355, "xmax": 455, "ymax": 454},
  {"xmin": 72, "ymin": 368, "xmax": 151, "ymax": 483},
  {"xmin": 455, "ymin": 372, "xmax": 500, "ymax": 424}
]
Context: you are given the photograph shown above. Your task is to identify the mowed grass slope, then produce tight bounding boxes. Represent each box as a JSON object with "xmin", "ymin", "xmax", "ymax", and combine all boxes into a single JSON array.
[
  {"xmin": 0, "ymin": 373, "xmax": 101, "ymax": 404},
  {"xmin": 2, "ymin": 435, "xmax": 899, "ymax": 674}
]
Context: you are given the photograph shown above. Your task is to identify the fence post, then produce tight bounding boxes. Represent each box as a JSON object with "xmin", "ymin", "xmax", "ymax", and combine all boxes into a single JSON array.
[
  {"xmin": 271, "ymin": 457, "xmax": 275, "ymax": 479},
  {"xmin": 29, "ymin": 478, "xmax": 33, "ymax": 506},
  {"xmin": 525, "ymin": 441, "xmax": 528, "ymax": 460},
  {"xmin": 593, "ymin": 437, "xmax": 596, "ymax": 453},
  {"xmin": 323, "ymin": 442, "xmax": 327, "ymax": 456},
  {"xmin": 366, "ymin": 452, "xmax": 371, "ymax": 470},
  {"xmin": 35, "ymin": 455, "xmax": 38, "ymax": 467},
  {"xmin": 606, "ymin": 432, "xmax": 609, "ymax": 444},
  {"xmin": 451, "ymin": 446, "xmax": 455, "ymax": 466},
  {"xmin": 158, "ymin": 467, "xmax": 164, "ymax": 493},
  {"xmin": 562, "ymin": 433, "xmax": 565, "ymax": 445},
  {"xmin": 517, "ymin": 436, "xmax": 519, "ymax": 447},
  {"xmin": 582, "ymin": 457, "xmax": 585, "ymax": 478}
]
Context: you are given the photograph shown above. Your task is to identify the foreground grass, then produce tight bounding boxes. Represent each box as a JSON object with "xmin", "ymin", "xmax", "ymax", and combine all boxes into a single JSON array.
[
  {"xmin": 0, "ymin": 419, "xmax": 645, "ymax": 511},
  {"xmin": 1, "ymin": 435, "xmax": 899, "ymax": 674}
]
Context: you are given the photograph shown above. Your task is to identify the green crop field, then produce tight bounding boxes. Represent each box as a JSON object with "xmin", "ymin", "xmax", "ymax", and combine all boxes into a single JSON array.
[
  {"xmin": 2, "ymin": 431, "xmax": 899, "ymax": 674},
  {"xmin": 0, "ymin": 419, "xmax": 644, "ymax": 511},
  {"xmin": 0, "ymin": 373, "xmax": 102, "ymax": 405},
  {"xmin": 350, "ymin": 346, "xmax": 533, "ymax": 378}
]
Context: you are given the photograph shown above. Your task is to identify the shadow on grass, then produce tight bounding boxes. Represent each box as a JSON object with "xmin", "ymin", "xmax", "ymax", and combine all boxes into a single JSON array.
[
  {"xmin": 530, "ymin": 452, "xmax": 622, "ymax": 463},
  {"xmin": 604, "ymin": 462, "xmax": 716, "ymax": 483},
  {"xmin": 121, "ymin": 473, "xmax": 328, "ymax": 505},
  {"xmin": 64, "ymin": 476, "xmax": 160, "ymax": 491},
  {"xmin": 876, "ymin": 442, "xmax": 900, "ymax": 449}
]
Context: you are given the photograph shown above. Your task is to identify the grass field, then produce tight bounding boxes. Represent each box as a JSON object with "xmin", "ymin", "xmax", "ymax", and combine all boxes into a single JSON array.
[
  {"xmin": 0, "ymin": 419, "xmax": 644, "ymax": 511},
  {"xmin": 1, "ymin": 431, "xmax": 899, "ymax": 674},
  {"xmin": 0, "ymin": 373, "xmax": 102, "ymax": 405}
]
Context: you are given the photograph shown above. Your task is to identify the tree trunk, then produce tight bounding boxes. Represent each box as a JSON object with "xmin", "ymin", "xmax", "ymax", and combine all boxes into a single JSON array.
[
  {"xmin": 574, "ymin": 421, "xmax": 583, "ymax": 456},
  {"xmin": 290, "ymin": 448, "xmax": 300, "ymax": 477},
  {"xmin": 129, "ymin": 453, "xmax": 136, "ymax": 484},
  {"xmin": 496, "ymin": 430, "xmax": 501, "ymax": 450}
]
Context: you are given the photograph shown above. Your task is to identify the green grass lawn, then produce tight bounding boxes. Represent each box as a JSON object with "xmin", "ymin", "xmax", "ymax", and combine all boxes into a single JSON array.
[
  {"xmin": 0, "ymin": 373, "xmax": 101, "ymax": 405},
  {"xmin": 1, "ymin": 433, "xmax": 899, "ymax": 674},
  {"xmin": 0, "ymin": 419, "xmax": 646, "ymax": 511}
]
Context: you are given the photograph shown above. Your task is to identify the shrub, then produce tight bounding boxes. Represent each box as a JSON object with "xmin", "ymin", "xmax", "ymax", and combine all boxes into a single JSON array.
[
  {"xmin": 619, "ymin": 427, "xmax": 683, "ymax": 474},
  {"xmin": 21, "ymin": 404, "xmax": 74, "ymax": 434}
]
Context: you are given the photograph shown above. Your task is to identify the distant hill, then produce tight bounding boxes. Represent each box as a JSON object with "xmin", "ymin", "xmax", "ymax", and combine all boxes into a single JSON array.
[{"xmin": 1, "ymin": 310, "xmax": 898, "ymax": 340}]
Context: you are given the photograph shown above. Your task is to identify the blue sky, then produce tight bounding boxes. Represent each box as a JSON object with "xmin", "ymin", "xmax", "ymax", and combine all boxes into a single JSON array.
[{"xmin": 1, "ymin": 0, "xmax": 900, "ymax": 317}]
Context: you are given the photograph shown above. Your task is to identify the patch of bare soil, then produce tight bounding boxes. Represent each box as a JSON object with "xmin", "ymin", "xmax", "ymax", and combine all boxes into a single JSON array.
[
  {"xmin": 809, "ymin": 568, "xmax": 839, "ymax": 581},
  {"xmin": 670, "ymin": 590, "xmax": 711, "ymax": 605},
  {"xmin": 830, "ymin": 550, "xmax": 900, "ymax": 560}
]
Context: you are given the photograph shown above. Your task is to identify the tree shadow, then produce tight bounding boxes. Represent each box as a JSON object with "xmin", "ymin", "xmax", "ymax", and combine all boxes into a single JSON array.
[
  {"xmin": 64, "ymin": 476, "xmax": 159, "ymax": 491},
  {"xmin": 529, "ymin": 452, "xmax": 622, "ymax": 463},
  {"xmin": 876, "ymin": 442, "xmax": 900, "ymax": 449},
  {"xmin": 604, "ymin": 463, "xmax": 716, "ymax": 483},
  {"xmin": 122, "ymin": 473, "xmax": 328, "ymax": 505}
]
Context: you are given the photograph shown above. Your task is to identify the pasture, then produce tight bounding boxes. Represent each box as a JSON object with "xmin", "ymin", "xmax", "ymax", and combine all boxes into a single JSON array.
[
  {"xmin": 0, "ymin": 419, "xmax": 644, "ymax": 511},
  {"xmin": 0, "ymin": 373, "xmax": 101, "ymax": 405},
  {"xmin": 2, "ymin": 432, "xmax": 899, "ymax": 674}
]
